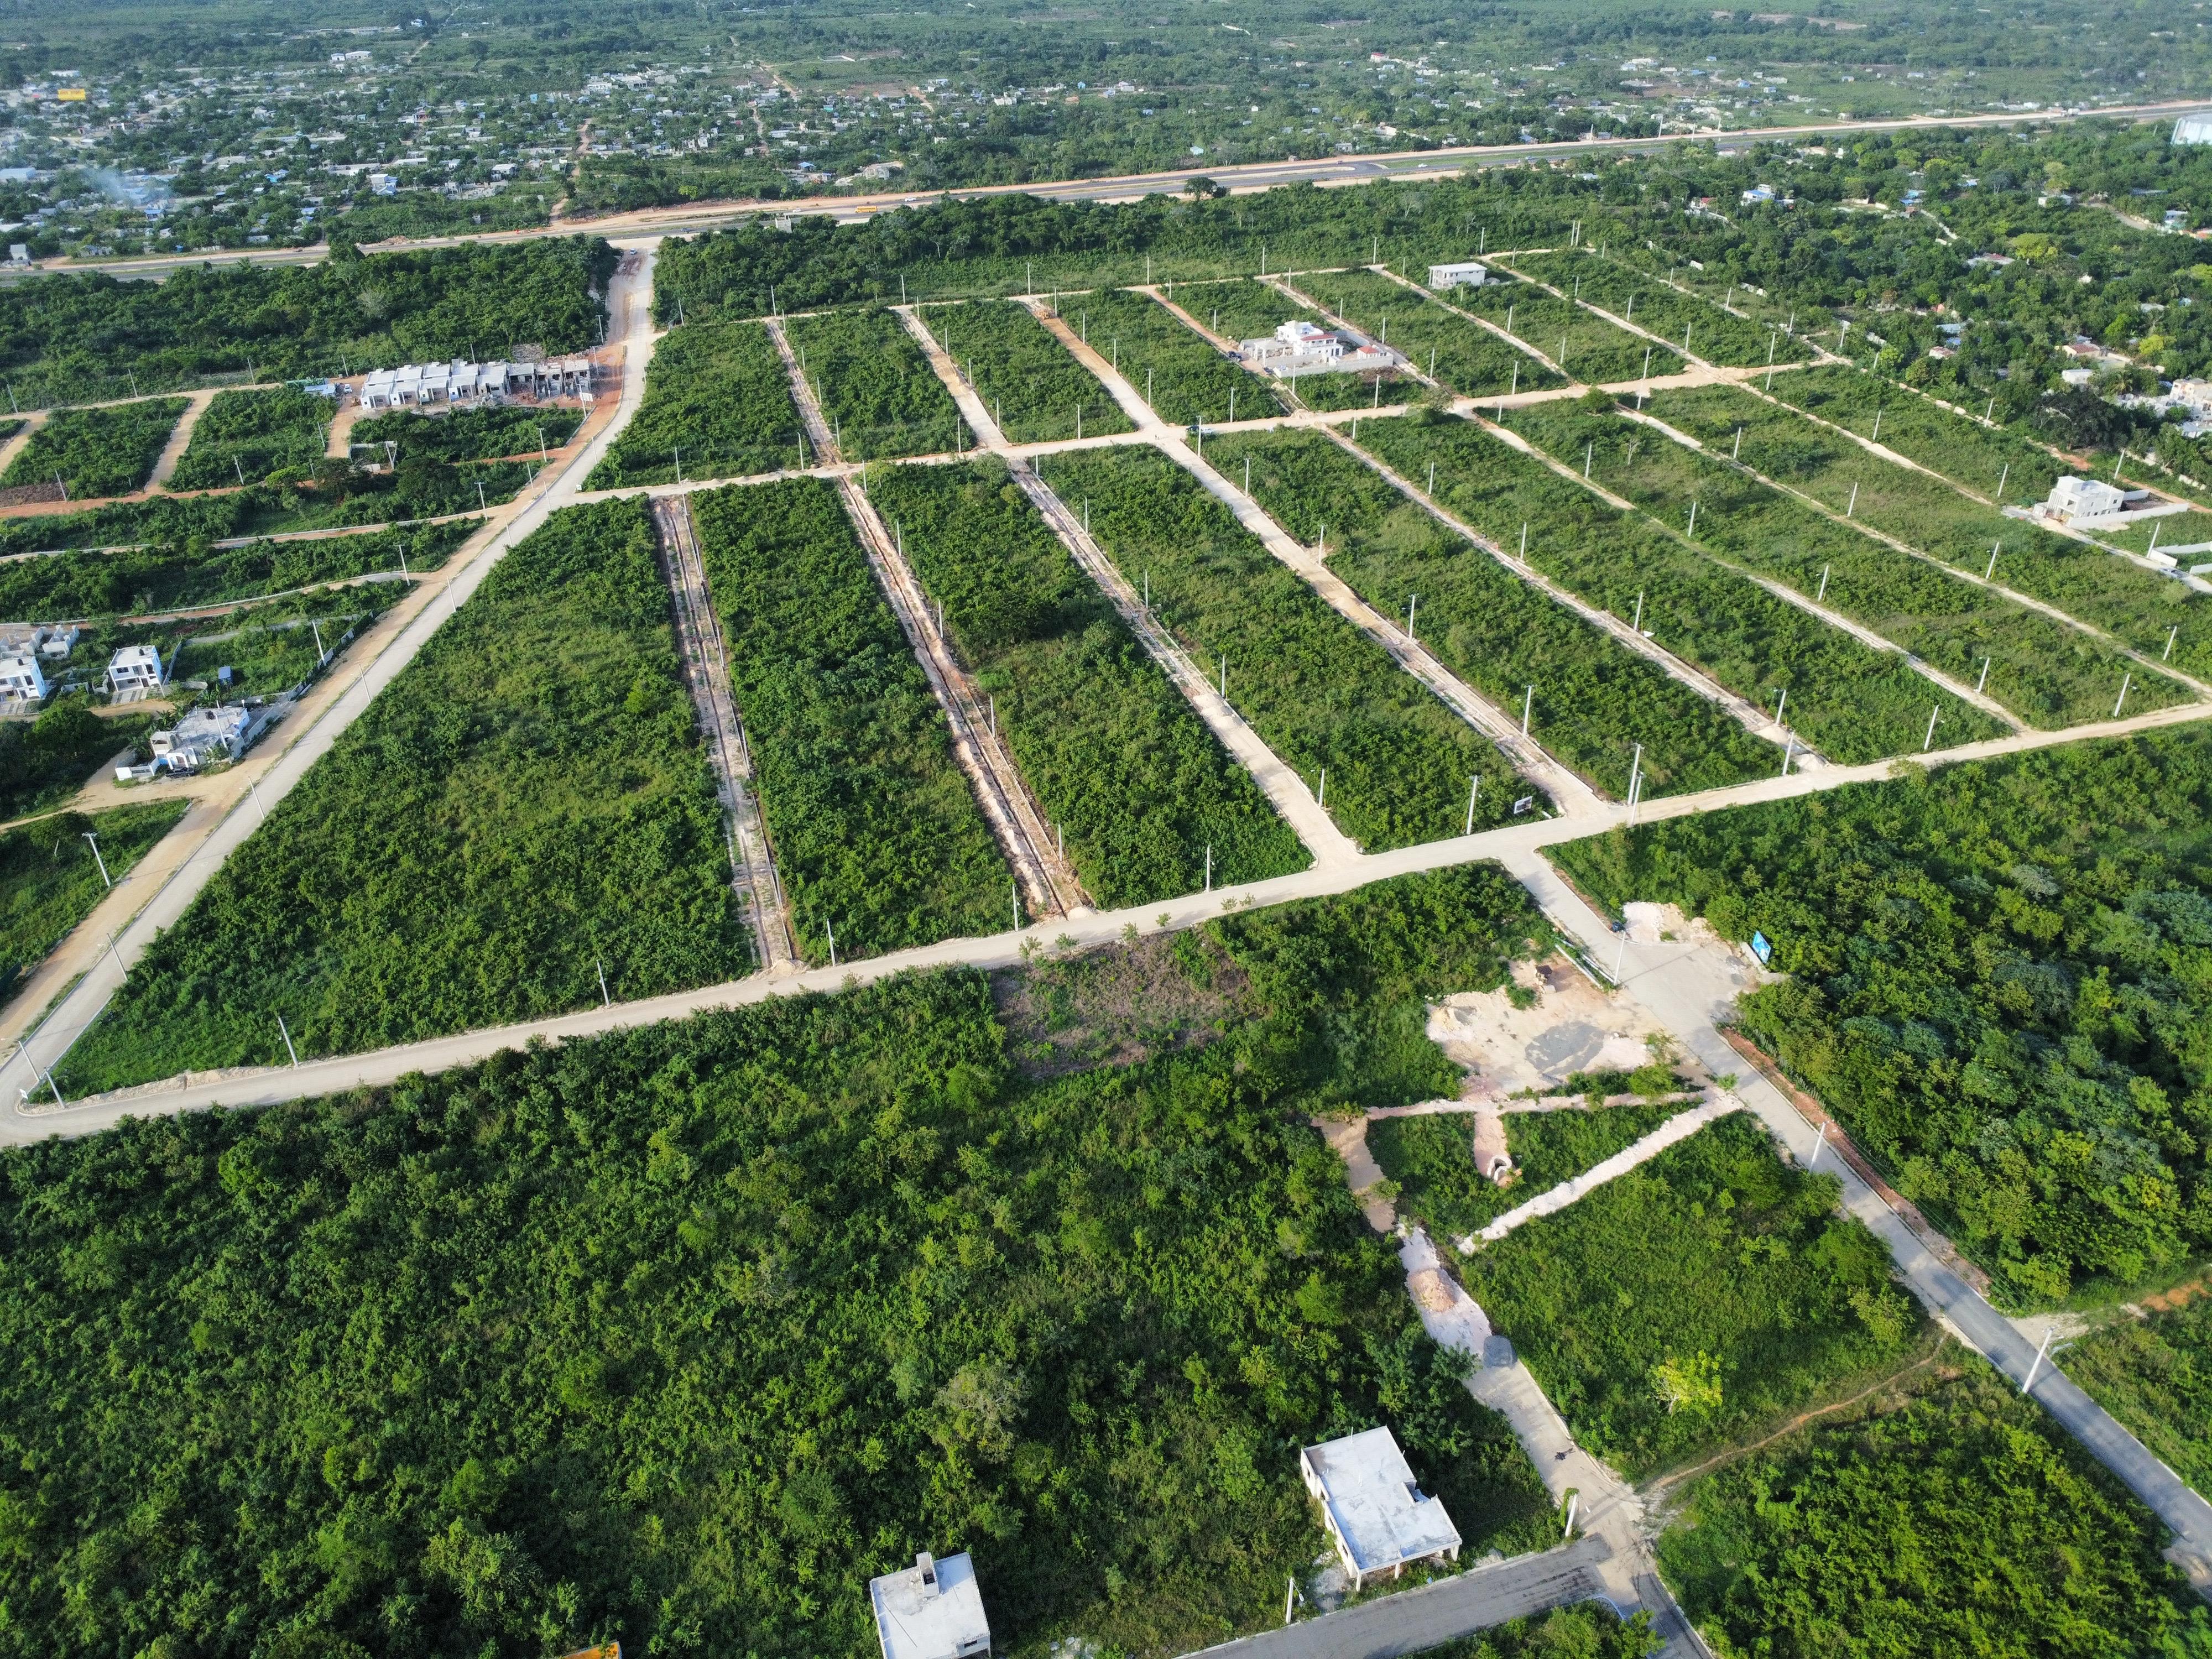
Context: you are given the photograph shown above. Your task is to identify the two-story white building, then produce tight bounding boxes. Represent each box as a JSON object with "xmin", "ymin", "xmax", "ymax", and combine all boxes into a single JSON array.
[
  {"xmin": 1428, "ymin": 260, "xmax": 1490, "ymax": 290},
  {"xmin": 0, "ymin": 651, "xmax": 46, "ymax": 705},
  {"xmin": 1237, "ymin": 318, "xmax": 1408, "ymax": 380},
  {"xmin": 105, "ymin": 644, "xmax": 165, "ymax": 696},
  {"xmin": 1299, "ymin": 1425, "xmax": 1462, "ymax": 1592},
  {"xmin": 150, "ymin": 704, "xmax": 253, "ymax": 770}
]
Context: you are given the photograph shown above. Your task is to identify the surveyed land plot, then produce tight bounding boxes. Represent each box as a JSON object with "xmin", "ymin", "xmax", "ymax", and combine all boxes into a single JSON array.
[
  {"xmin": 1647, "ymin": 383, "xmax": 2212, "ymax": 684},
  {"xmin": 1211, "ymin": 425, "xmax": 1776, "ymax": 796},
  {"xmin": 781, "ymin": 306, "xmax": 966, "ymax": 461},
  {"xmin": 585, "ymin": 319, "xmax": 803, "ymax": 489},
  {"xmin": 1401, "ymin": 268, "xmax": 1686, "ymax": 387},
  {"xmin": 56, "ymin": 497, "xmax": 752, "ymax": 1093},
  {"xmin": 169, "ymin": 388, "xmax": 331, "ymax": 491},
  {"xmin": 917, "ymin": 300, "xmax": 1132, "ymax": 445},
  {"xmin": 1352, "ymin": 414, "xmax": 2005, "ymax": 763},
  {"xmin": 1508, "ymin": 252, "xmax": 1811, "ymax": 369},
  {"xmin": 353, "ymin": 405, "xmax": 585, "ymax": 466},
  {"xmin": 1509, "ymin": 400, "xmax": 2187, "ymax": 729},
  {"xmin": 1370, "ymin": 1104, "xmax": 1681, "ymax": 1246},
  {"xmin": 1292, "ymin": 269, "xmax": 1561, "ymax": 399},
  {"xmin": 692, "ymin": 477, "xmax": 1012, "ymax": 960},
  {"xmin": 1063, "ymin": 286, "xmax": 1275, "ymax": 426},
  {"xmin": 6, "ymin": 399, "xmax": 189, "ymax": 499},
  {"xmin": 1045, "ymin": 445, "xmax": 1535, "ymax": 850},
  {"xmin": 0, "ymin": 800, "xmax": 189, "ymax": 998},
  {"xmin": 1166, "ymin": 278, "xmax": 1405, "ymax": 413},
  {"xmin": 1765, "ymin": 365, "xmax": 2067, "ymax": 507},
  {"xmin": 865, "ymin": 460, "xmax": 1307, "ymax": 905}
]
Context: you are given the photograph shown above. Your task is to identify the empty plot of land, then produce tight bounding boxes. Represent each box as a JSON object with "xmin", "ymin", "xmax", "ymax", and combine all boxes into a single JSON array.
[
  {"xmin": 1405, "ymin": 269, "xmax": 1685, "ymax": 387},
  {"xmin": 1507, "ymin": 252, "xmax": 1811, "ymax": 368},
  {"xmin": 6, "ymin": 400, "xmax": 190, "ymax": 499},
  {"xmin": 915, "ymin": 300, "xmax": 1133, "ymax": 445},
  {"xmin": 781, "ymin": 306, "xmax": 967, "ymax": 461},
  {"xmin": 584, "ymin": 320, "xmax": 804, "ymax": 489}
]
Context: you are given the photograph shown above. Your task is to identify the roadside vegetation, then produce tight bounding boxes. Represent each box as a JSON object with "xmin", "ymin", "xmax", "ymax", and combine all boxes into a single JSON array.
[
  {"xmin": 2063, "ymin": 1294, "xmax": 2212, "ymax": 1501},
  {"xmin": 584, "ymin": 320, "xmax": 802, "ymax": 489},
  {"xmin": 1370, "ymin": 1104, "xmax": 1682, "ymax": 1244},
  {"xmin": 0, "ymin": 801, "xmax": 188, "ymax": 999},
  {"xmin": 1551, "ymin": 726, "xmax": 2212, "ymax": 1307},
  {"xmin": 56, "ymin": 498, "xmax": 748, "ymax": 1090},
  {"xmin": 1045, "ymin": 444, "xmax": 1537, "ymax": 849},
  {"xmin": 920, "ymin": 299, "xmax": 1133, "ymax": 444},
  {"xmin": 865, "ymin": 459, "xmax": 1308, "ymax": 904},
  {"xmin": 1457, "ymin": 1112, "xmax": 1924, "ymax": 1475},
  {"xmin": 1660, "ymin": 1367, "xmax": 2212, "ymax": 1655},
  {"xmin": 0, "ymin": 868, "xmax": 1558, "ymax": 1657},
  {"xmin": 1211, "ymin": 424, "xmax": 1779, "ymax": 797},
  {"xmin": 4, "ymin": 399, "xmax": 188, "ymax": 499},
  {"xmin": 1764, "ymin": 364, "xmax": 2067, "ymax": 506},
  {"xmin": 1508, "ymin": 398, "xmax": 2188, "ymax": 729},
  {"xmin": 692, "ymin": 478, "xmax": 1010, "ymax": 959},
  {"xmin": 1410, "ymin": 1605, "xmax": 1657, "ymax": 1659},
  {"xmin": 0, "ymin": 700, "xmax": 154, "ymax": 821},
  {"xmin": 168, "ymin": 388, "xmax": 332, "ymax": 491},
  {"xmin": 782, "ymin": 306, "xmax": 964, "ymax": 461}
]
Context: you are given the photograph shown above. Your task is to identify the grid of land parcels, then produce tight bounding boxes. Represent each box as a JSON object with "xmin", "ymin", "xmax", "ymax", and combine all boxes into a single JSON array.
[
  {"xmin": 922, "ymin": 300, "xmax": 1135, "ymax": 444},
  {"xmin": 585, "ymin": 319, "xmax": 804, "ymax": 488}
]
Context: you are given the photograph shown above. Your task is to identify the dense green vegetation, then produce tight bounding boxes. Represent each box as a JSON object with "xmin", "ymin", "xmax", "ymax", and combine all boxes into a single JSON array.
[
  {"xmin": 0, "ymin": 868, "xmax": 1558, "ymax": 1656},
  {"xmin": 169, "ymin": 590, "xmax": 398, "ymax": 698},
  {"xmin": 1660, "ymin": 1369, "xmax": 2212, "ymax": 1656},
  {"xmin": 0, "ymin": 699, "xmax": 152, "ymax": 821},
  {"xmin": 1370, "ymin": 1105, "xmax": 1682, "ymax": 1244},
  {"xmin": 1407, "ymin": 270, "xmax": 1682, "ymax": 388},
  {"xmin": 1460, "ymin": 1113, "xmax": 1922, "ymax": 1474},
  {"xmin": 1508, "ymin": 398, "xmax": 2186, "ymax": 729},
  {"xmin": 584, "ymin": 320, "xmax": 804, "ymax": 490},
  {"xmin": 1766, "ymin": 365, "xmax": 2068, "ymax": 507},
  {"xmin": 1288, "ymin": 269, "xmax": 1565, "ymax": 400},
  {"xmin": 351, "ymin": 405, "xmax": 585, "ymax": 466},
  {"xmin": 1410, "ymin": 1605, "xmax": 1657, "ymax": 1659},
  {"xmin": 1045, "ymin": 444, "xmax": 1535, "ymax": 849},
  {"xmin": 1507, "ymin": 253, "xmax": 1809, "ymax": 370},
  {"xmin": 783, "ymin": 306, "xmax": 964, "ymax": 461},
  {"xmin": 58, "ymin": 498, "xmax": 748, "ymax": 1089},
  {"xmin": 1063, "ymin": 286, "xmax": 1266, "ymax": 425},
  {"xmin": 1645, "ymin": 383, "xmax": 2212, "ymax": 682},
  {"xmin": 0, "ymin": 520, "xmax": 468, "ymax": 619},
  {"xmin": 0, "ymin": 241, "xmax": 617, "ymax": 406},
  {"xmin": 0, "ymin": 801, "xmax": 187, "ymax": 998},
  {"xmin": 921, "ymin": 300, "xmax": 1132, "ymax": 445},
  {"xmin": 1210, "ymin": 424, "xmax": 1780, "ymax": 796},
  {"xmin": 866, "ymin": 460, "xmax": 1308, "ymax": 904},
  {"xmin": 2065, "ymin": 1295, "xmax": 2212, "ymax": 1500},
  {"xmin": 167, "ymin": 388, "xmax": 332, "ymax": 491},
  {"xmin": 692, "ymin": 478, "xmax": 1010, "ymax": 959},
  {"xmin": 1349, "ymin": 413, "xmax": 2005, "ymax": 765},
  {"xmin": 1552, "ymin": 726, "xmax": 2212, "ymax": 1307},
  {"xmin": 3, "ymin": 399, "xmax": 187, "ymax": 499}
]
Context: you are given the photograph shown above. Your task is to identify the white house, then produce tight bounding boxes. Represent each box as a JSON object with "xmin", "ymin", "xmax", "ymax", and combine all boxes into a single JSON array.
[
  {"xmin": 38, "ymin": 624, "xmax": 78, "ymax": 659},
  {"xmin": 0, "ymin": 651, "xmax": 46, "ymax": 703},
  {"xmin": 869, "ymin": 1552, "xmax": 990, "ymax": 1659},
  {"xmin": 105, "ymin": 644, "xmax": 164, "ymax": 696},
  {"xmin": 2037, "ymin": 475, "xmax": 2163, "ymax": 525},
  {"xmin": 1238, "ymin": 319, "xmax": 1407, "ymax": 380},
  {"xmin": 2175, "ymin": 114, "xmax": 2212, "ymax": 148},
  {"xmin": 150, "ymin": 704, "xmax": 252, "ymax": 770},
  {"xmin": 1428, "ymin": 260, "xmax": 1490, "ymax": 290},
  {"xmin": 1298, "ymin": 1426, "xmax": 1462, "ymax": 1592}
]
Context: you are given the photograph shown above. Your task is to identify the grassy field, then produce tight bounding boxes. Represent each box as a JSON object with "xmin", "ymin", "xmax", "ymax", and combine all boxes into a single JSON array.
[
  {"xmin": 1287, "ymin": 269, "xmax": 1561, "ymax": 399},
  {"xmin": 1350, "ymin": 413, "xmax": 2008, "ymax": 764},
  {"xmin": 1457, "ymin": 1112, "xmax": 1923, "ymax": 1475},
  {"xmin": 1508, "ymin": 398, "xmax": 2190, "ymax": 730},
  {"xmin": 56, "ymin": 497, "xmax": 749, "ymax": 1089},
  {"xmin": 919, "ymin": 300, "xmax": 1134, "ymax": 444},
  {"xmin": 1061, "ymin": 286, "xmax": 1268, "ymax": 425},
  {"xmin": 6, "ymin": 399, "xmax": 189, "ymax": 498},
  {"xmin": 2063, "ymin": 1295, "xmax": 2212, "ymax": 1500},
  {"xmin": 583, "ymin": 320, "xmax": 803, "ymax": 488},
  {"xmin": 1411, "ymin": 269, "xmax": 1684, "ymax": 387},
  {"xmin": 168, "ymin": 388, "xmax": 331, "ymax": 491},
  {"xmin": 1645, "ymin": 383, "xmax": 2212, "ymax": 684},
  {"xmin": 1764, "ymin": 364, "xmax": 2068, "ymax": 505},
  {"xmin": 1210, "ymin": 424, "xmax": 1782, "ymax": 797},
  {"xmin": 351, "ymin": 404, "xmax": 585, "ymax": 465},
  {"xmin": 1045, "ymin": 444, "xmax": 1540, "ymax": 848},
  {"xmin": 692, "ymin": 477, "xmax": 1011, "ymax": 959},
  {"xmin": 782, "ymin": 306, "xmax": 965, "ymax": 461},
  {"xmin": 1506, "ymin": 252, "xmax": 1811, "ymax": 368},
  {"xmin": 1661, "ymin": 1368, "xmax": 2212, "ymax": 1655},
  {"xmin": 865, "ymin": 460, "xmax": 1309, "ymax": 905},
  {"xmin": 0, "ymin": 801, "xmax": 188, "ymax": 998},
  {"xmin": 1370, "ymin": 1105, "xmax": 1682, "ymax": 1244}
]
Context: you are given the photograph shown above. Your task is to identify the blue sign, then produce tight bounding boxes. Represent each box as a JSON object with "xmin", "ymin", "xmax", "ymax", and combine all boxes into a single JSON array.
[{"xmin": 1750, "ymin": 930, "xmax": 1773, "ymax": 966}]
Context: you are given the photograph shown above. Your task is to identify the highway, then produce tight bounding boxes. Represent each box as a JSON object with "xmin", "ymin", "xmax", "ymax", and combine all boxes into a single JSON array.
[{"xmin": 27, "ymin": 96, "xmax": 2212, "ymax": 285}]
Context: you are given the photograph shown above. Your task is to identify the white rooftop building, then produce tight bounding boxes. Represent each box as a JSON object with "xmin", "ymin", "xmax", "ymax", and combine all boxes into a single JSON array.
[
  {"xmin": 2174, "ymin": 114, "xmax": 2212, "ymax": 148},
  {"xmin": 105, "ymin": 644, "xmax": 165, "ymax": 696},
  {"xmin": 870, "ymin": 1552, "xmax": 990, "ymax": 1659},
  {"xmin": 1299, "ymin": 1426, "xmax": 1462, "ymax": 1591},
  {"xmin": 356, "ymin": 357, "xmax": 587, "ymax": 411},
  {"xmin": 2036, "ymin": 475, "xmax": 2160, "ymax": 526},
  {"xmin": 0, "ymin": 651, "xmax": 45, "ymax": 704},
  {"xmin": 0, "ymin": 623, "xmax": 76, "ymax": 661},
  {"xmin": 1429, "ymin": 261, "xmax": 1490, "ymax": 290},
  {"xmin": 150, "ymin": 704, "xmax": 252, "ymax": 770},
  {"xmin": 1238, "ymin": 318, "xmax": 1408, "ymax": 380}
]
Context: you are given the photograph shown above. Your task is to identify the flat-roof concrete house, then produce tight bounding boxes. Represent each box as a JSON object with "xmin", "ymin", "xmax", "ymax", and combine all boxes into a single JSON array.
[
  {"xmin": 870, "ymin": 1552, "xmax": 990, "ymax": 1659},
  {"xmin": 105, "ymin": 644, "xmax": 164, "ymax": 696},
  {"xmin": 0, "ymin": 651, "xmax": 45, "ymax": 704},
  {"xmin": 1238, "ymin": 318, "xmax": 1408, "ymax": 380},
  {"xmin": 1299, "ymin": 1426, "xmax": 1462, "ymax": 1591},
  {"xmin": 1428, "ymin": 260, "xmax": 1490, "ymax": 290},
  {"xmin": 150, "ymin": 704, "xmax": 252, "ymax": 770}
]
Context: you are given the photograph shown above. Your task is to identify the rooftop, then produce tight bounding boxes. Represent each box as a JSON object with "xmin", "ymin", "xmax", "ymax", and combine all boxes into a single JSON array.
[
  {"xmin": 1300, "ymin": 1426, "xmax": 1461, "ymax": 1578},
  {"xmin": 870, "ymin": 1552, "xmax": 990, "ymax": 1659}
]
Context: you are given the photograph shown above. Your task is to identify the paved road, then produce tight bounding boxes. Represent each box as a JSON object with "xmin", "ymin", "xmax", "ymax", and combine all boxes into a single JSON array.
[
  {"xmin": 1188, "ymin": 1535, "xmax": 1614, "ymax": 1659},
  {"xmin": 28, "ymin": 99, "xmax": 2212, "ymax": 285}
]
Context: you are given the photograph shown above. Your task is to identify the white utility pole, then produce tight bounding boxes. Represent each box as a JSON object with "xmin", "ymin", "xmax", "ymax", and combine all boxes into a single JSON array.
[{"xmin": 83, "ymin": 833, "xmax": 110, "ymax": 888}]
